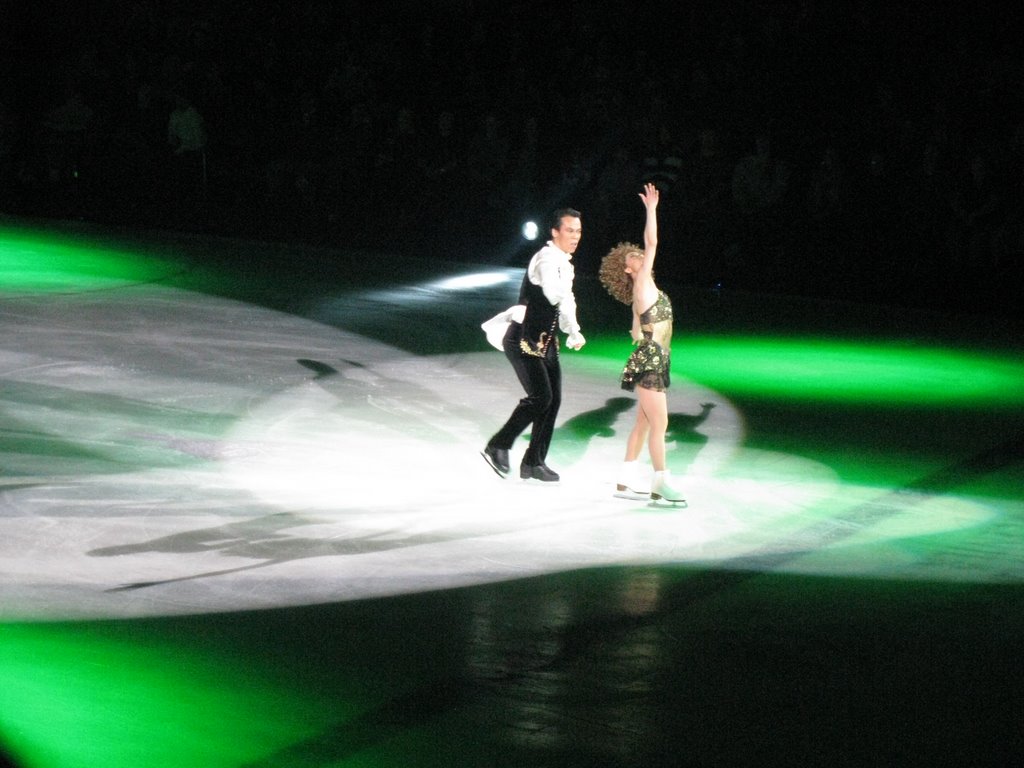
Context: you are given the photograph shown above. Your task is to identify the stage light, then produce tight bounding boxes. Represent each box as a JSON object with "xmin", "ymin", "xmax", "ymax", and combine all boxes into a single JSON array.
[{"xmin": 521, "ymin": 220, "xmax": 539, "ymax": 240}]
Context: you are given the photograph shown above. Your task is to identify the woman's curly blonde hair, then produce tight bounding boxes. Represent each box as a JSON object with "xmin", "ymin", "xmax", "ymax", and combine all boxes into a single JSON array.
[{"xmin": 599, "ymin": 242, "xmax": 644, "ymax": 305}]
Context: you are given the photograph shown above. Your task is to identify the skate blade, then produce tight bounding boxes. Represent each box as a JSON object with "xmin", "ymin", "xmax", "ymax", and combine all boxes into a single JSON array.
[
  {"xmin": 614, "ymin": 489, "xmax": 650, "ymax": 500},
  {"xmin": 650, "ymin": 496, "xmax": 687, "ymax": 507}
]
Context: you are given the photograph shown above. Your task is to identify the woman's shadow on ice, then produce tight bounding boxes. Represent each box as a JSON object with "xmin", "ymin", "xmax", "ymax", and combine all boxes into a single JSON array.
[
  {"xmin": 553, "ymin": 398, "xmax": 716, "ymax": 468},
  {"xmin": 666, "ymin": 402, "xmax": 716, "ymax": 472}
]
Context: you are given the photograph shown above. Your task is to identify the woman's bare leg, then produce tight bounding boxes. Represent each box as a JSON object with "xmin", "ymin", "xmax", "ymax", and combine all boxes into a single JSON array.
[
  {"xmin": 625, "ymin": 400, "xmax": 650, "ymax": 462},
  {"xmin": 637, "ymin": 386, "xmax": 668, "ymax": 470}
]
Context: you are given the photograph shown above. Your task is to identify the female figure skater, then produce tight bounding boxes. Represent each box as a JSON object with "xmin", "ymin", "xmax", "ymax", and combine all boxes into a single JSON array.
[{"xmin": 598, "ymin": 183, "xmax": 685, "ymax": 503}]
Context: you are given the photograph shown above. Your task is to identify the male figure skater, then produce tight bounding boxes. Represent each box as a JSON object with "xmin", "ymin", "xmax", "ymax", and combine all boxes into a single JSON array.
[{"xmin": 481, "ymin": 208, "xmax": 586, "ymax": 482}]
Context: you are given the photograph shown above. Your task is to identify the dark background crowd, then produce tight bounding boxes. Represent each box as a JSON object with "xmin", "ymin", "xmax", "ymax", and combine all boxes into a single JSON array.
[{"xmin": 1, "ymin": 0, "xmax": 1022, "ymax": 317}]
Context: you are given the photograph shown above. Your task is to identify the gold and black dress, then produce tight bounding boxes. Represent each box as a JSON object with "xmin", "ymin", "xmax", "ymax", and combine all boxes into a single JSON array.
[{"xmin": 621, "ymin": 290, "xmax": 673, "ymax": 392}]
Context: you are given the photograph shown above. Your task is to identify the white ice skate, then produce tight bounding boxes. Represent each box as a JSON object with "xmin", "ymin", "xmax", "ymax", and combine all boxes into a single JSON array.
[
  {"xmin": 650, "ymin": 470, "xmax": 686, "ymax": 506},
  {"xmin": 614, "ymin": 460, "xmax": 650, "ymax": 499}
]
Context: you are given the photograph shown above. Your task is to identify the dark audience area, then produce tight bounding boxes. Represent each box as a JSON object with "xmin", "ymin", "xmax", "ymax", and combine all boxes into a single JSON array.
[{"xmin": 2, "ymin": 0, "xmax": 1022, "ymax": 316}]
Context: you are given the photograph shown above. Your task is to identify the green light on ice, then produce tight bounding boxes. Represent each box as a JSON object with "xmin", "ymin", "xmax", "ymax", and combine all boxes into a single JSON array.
[
  {"xmin": 0, "ymin": 623, "xmax": 335, "ymax": 768},
  {"xmin": 0, "ymin": 226, "xmax": 184, "ymax": 293},
  {"xmin": 588, "ymin": 334, "xmax": 1024, "ymax": 408}
]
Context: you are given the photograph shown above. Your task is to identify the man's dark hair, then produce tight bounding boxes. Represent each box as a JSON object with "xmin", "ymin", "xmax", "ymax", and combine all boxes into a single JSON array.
[{"xmin": 549, "ymin": 207, "xmax": 581, "ymax": 232}]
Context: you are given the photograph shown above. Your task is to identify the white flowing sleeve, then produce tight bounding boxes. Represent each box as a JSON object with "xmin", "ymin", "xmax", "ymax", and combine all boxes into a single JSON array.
[{"xmin": 480, "ymin": 305, "xmax": 526, "ymax": 350}]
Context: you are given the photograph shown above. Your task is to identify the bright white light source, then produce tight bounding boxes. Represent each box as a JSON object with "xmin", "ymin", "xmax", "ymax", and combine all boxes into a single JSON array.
[
  {"xmin": 522, "ymin": 221, "xmax": 539, "ymax": 240},
  {"xmin": 433, "ymin": 271, "xmax": 512, "ymax": 290}
]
